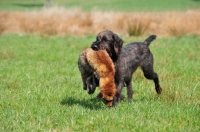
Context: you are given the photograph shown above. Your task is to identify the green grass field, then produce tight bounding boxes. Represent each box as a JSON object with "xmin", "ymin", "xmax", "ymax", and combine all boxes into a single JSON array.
[
  {"xmin": 0, "ymin": 34, "xmax": 199, "ymax": 131},
  {"xmin": 0, "ymin": 0, "xmax": 200, "ymax": 131},
  {"xmin": 0, "ymin": 0, "xmax": 200, "ymax": 11}
]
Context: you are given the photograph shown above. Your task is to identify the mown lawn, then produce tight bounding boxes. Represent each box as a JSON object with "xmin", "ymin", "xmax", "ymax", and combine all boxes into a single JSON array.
[
  {"xmin": 0, "ymin": 0, "xmax": 200, "ymax": 11},
  {"xmin": 0, "ymin": 34, "xmax": 199, "ymax": 131}
]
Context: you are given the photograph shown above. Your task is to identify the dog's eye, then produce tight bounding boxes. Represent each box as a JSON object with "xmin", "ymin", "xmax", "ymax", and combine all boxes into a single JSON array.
[{"xmin": 102, "ymin": 36, "xmax": 108, "ymax": 41}]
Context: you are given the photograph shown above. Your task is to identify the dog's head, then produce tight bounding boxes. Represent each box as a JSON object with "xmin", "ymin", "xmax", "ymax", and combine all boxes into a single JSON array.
[{"xmin": 91, "ymin": 30, "xmax": 123, "ymax": 62}]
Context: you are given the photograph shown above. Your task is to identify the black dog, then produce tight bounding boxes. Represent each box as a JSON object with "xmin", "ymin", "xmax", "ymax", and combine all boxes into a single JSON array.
[
  {"xmin": 78, "ymin": 30, "xmax": 123, "ymax": 94},
  {"xmin": 92, "ymin": 34, "xmax": 162, "ymax": 103},
  {"xmin": 91, "ymin": 30, "xmax": 123, "ymax": 62}
]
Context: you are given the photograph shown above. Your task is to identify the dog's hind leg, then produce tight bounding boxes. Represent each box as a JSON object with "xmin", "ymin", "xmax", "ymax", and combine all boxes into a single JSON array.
[
  {"xmin": 152, "ymin": 73, "xmax": 162, "ymax": 94},
  {"xmin": 141, "ymin": 54, "xmax": 162, "ymax": 94}
]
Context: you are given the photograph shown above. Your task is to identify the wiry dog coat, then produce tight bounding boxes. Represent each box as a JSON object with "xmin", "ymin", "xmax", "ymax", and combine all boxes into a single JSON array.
[
  {"xmin": 91, "ymin": 34, "xmax": 162, "ymax": 104},
  {"xmin": 78, "ymin": 48, "xmax": 116, "ymax": 106}
]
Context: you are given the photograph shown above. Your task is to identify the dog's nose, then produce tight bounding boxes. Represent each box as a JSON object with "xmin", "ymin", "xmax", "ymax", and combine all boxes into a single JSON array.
[{"xmin": 91, "ymin": 45, "xmax": 99, "ymax": 50}]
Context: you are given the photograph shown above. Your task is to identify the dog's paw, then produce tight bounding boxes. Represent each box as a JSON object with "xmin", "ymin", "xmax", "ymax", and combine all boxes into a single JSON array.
[
  {"xmin": 128, "ymin": 98, "xmax": 133, "ymax": 103},
  {"xmin": 112, "ymin": 97, "xmax": 119, "ymax": 107},
  {"xmin": 115, "ymin": 92, "xmax": 125, "ymax": 101},
  {"xmin": 87, "ymin": 91, "xmax": 93, "ymax": 94},
  {"xmin": 96, "ymin": 92, "xmax": 102, "ymax": 99},
  {"xmin": 119, "ymin": 94, "xmax": 125, "ymax": 100},
  {"xmin": 87, "ymin": 88, "xmax": 94, "ymax": 94},
  {"xmin": 156, "ymin": 86, "xmax": 162, "ymax": 94},
  {"xmin": 83, "ymin": 86, "xmax": 87, "ymax": 90}
]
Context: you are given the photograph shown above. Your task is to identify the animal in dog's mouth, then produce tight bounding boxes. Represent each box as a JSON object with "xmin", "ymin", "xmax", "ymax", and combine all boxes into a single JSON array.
[{"xmin": 78, "ymin": 48, "xmax": 117, "ymax": 106}]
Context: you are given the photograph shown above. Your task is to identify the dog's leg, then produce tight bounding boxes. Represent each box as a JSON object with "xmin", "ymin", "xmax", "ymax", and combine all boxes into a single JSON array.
[
  {"xmin": 115, "ymin": 81, "xmax": 125, "ymax": 102},
  {"xmin": 141, "ymin": 54, "xmax": 162, "ymax": 94},
  {"xmin": 125, "ymin": 79, "xmax": 133, "ymax": 101},
  {"xmin": 86, "ymin": 76, "xmax": 93, "ymax": 94},
  {"xmin": 152, "ymin": 73, "xmax": 162, "ymax": 94}
]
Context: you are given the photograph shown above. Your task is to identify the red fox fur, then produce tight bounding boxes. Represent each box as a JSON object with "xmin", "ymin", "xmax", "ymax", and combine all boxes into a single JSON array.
[{"xmin": 79, "ymin": 48, "xmax": 116, "ymax": 106}]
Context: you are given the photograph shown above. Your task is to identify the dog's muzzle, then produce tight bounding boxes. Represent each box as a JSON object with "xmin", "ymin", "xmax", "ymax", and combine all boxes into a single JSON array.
[{"xmin": 91, "ymin": 45, "xmax": 99, "ymax": 51}]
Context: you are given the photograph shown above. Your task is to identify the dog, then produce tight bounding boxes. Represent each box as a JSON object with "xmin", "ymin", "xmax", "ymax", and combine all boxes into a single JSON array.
[
  {"xmin": 92, "ymin": 34, "xmax": 162, "ymax": 103},
  {"xmin": 78, "ymin": 48, "xmax": 117, "ymax": 106}
]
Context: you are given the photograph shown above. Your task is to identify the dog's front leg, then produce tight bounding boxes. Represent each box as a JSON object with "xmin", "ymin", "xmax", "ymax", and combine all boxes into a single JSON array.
[{"xmin": 115, "ymin": 82, "xmax": 125, "ymax": 103}]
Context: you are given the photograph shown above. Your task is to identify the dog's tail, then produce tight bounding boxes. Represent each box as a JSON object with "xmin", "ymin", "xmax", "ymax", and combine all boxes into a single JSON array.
[{"xmin": 144, "ymin": 35, "xmax": 156, "ymax": 46}]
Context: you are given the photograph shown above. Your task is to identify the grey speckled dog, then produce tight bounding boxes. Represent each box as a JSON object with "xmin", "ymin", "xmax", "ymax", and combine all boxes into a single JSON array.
[
  {"xmin": 114, "ymin": 35, "xmax": 162, "ymax": 103},
  {"xmin": 91, "ymin": 34, "xmax": 162, "ymax": 103}
]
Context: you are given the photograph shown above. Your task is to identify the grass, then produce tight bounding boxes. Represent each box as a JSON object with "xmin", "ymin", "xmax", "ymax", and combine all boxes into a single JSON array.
[
  {"xmin": 0, "ymin": 34, "xmax": 199, "ymax": 131},
  {"xmin": 0, "ymin": 1, "xmax": 200, "ymax": 131},
  {"xmin": 0, "ymin": 0, "xmax": 200, "ymax": 12}
]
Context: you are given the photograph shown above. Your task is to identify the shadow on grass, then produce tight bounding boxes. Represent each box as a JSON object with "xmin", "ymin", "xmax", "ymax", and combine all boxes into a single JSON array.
[
  {"xmin": 60, "ymin": 96, "xmax": 104, "ymax": 110},
  {"xmin": 192, "ymin": 0, "xmax": 200, "ymax": 2},
  {"xmin": 13, "ymin": 3, "xmax": 44, "ymax": 8}
]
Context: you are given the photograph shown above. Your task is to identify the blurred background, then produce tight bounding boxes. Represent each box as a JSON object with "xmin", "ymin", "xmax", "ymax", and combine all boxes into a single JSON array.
[{"xmin": 0, "ymin": 0, "xmax": 200, "ymax": 36}]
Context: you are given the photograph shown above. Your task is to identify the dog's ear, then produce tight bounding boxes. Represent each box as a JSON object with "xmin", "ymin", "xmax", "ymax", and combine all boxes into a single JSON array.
[{"xmin": 112, "ymin": 34, "xmax": 123, "ymax": 56}]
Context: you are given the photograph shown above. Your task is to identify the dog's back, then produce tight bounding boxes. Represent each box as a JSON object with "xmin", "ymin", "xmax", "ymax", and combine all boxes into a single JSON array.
[
  {"xmin": 114, "ymin": 35, "xmax": 162, "ymax": 103},
  {"xmin": 116, "ymin": 35, "xmax": 156, "ymax": 75}
]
